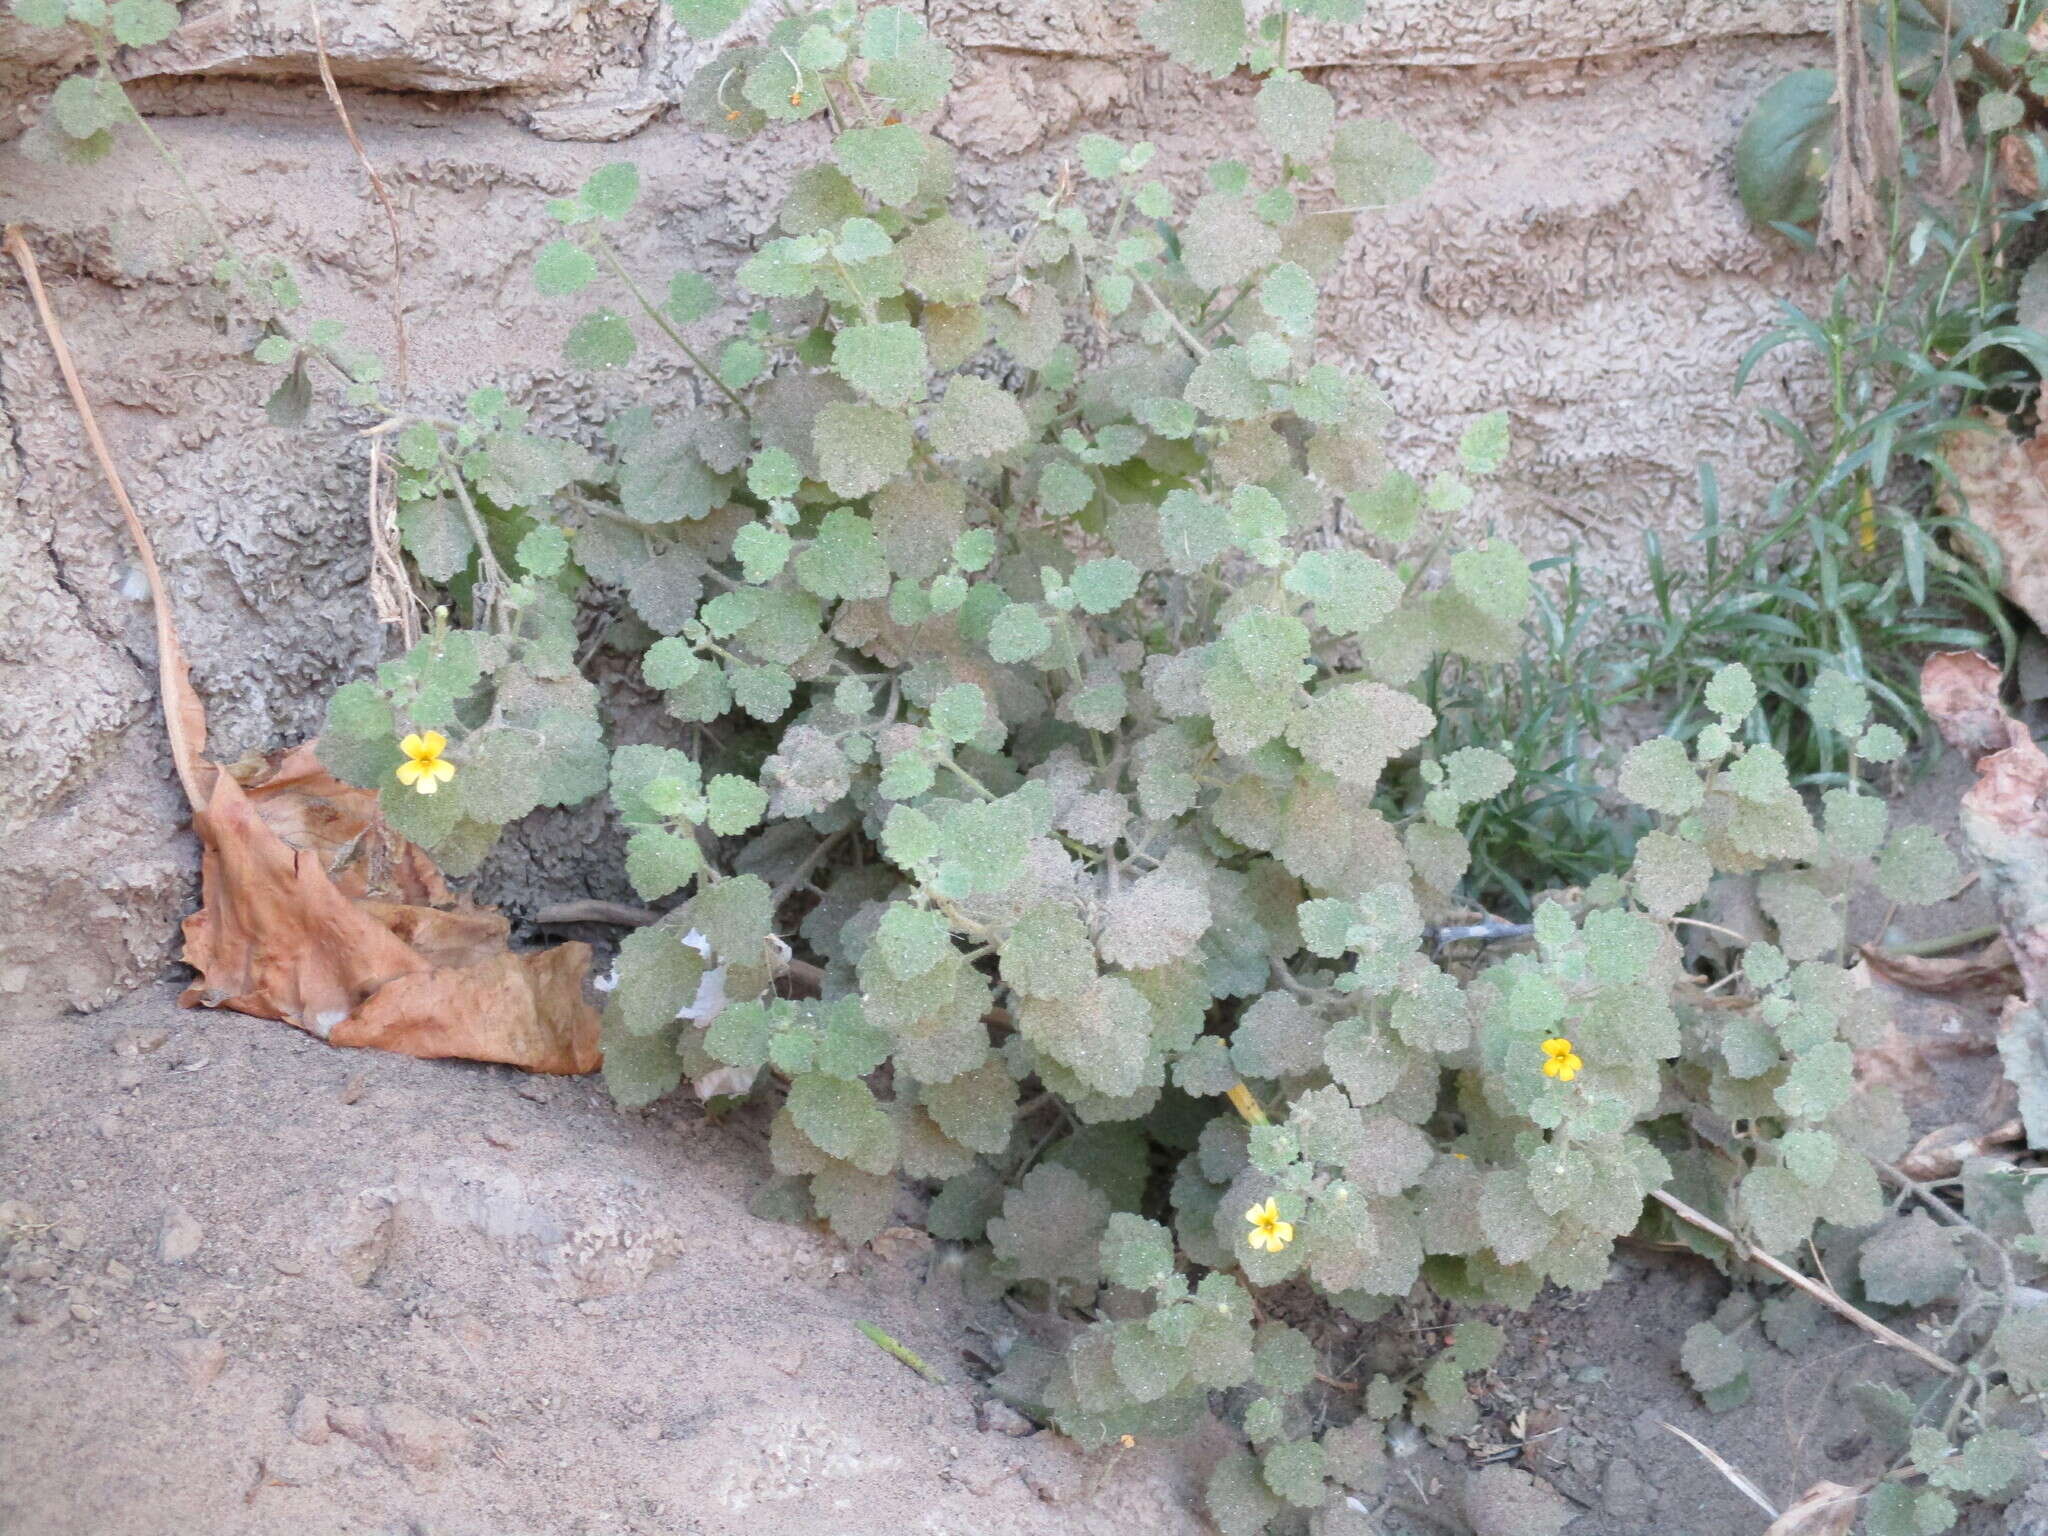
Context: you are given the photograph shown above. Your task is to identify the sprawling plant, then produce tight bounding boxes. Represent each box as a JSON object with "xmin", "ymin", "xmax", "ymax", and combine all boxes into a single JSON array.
[{"xmin": 16, "ymin": 0, "xmax": 2048, "ymax": 1527}]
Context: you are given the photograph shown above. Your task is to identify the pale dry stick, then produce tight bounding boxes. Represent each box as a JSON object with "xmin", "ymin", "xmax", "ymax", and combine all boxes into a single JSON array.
[
  {"xmin": 1133, "ymin": 274, "xmax": 1211, "ymax": 360},
  {"xmin": 306, "ymin": 0, "xmax": 410, "ymax": 393},
  {"xmin": 365, "ymin": 435, "xmax": 425, "ymax": 647},
  {"xmin": 532, "ymin": 899, "xmax": 663, "ymax": 928},
  {"xmin": 6, "ymin": 227, "xmax": 211, "ymax": 811},
  {"xmin": 434, "ymin": 441, "xmax": 510, "ymax": 622},
  {"xmin": 1651, "ymin": 1190, "xmax": 1960, "ymax": 1377},
  {"xmin": 1659, "ymin": 1421, "xmax": 1779, "ymax": 1521},
  {"xmin": 1670, "ymin": 914, "xmax": 1755, "ymax": 946}
]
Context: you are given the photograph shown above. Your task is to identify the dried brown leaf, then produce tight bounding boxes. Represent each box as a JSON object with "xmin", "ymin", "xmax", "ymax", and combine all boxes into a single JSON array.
[
  {"xmin": 1931, "ymin": 61, "xmax": 1969, "ymax": 198},
  {"xmin": 180, "ymin": 752, "xmax": 599, "ymax": 1075},
  {"xmin": 1937, "ymin": 421, "xmax": 2048, "ymax": 642},
  {"xmin": 1940, "ymin": 673, "xmax": 2048, "ymax": 1003},
  {"xmin": 2002, "ymin": 130, "xmax": 2041, "ymax": 199},
  {"xmin": 9, "ymin": 227, "xmax": 596, "ymax": 1078},
  {"xmin": 1859, "ymin": 937, "xmax": 2019, "ymax": 997},
  {"xmin": 1854, "ymin": 1022, "xmax": 1952, "ymax": 1107},
  {"xmin": 1819, "ymin": 0, "xmax": 1894, "ymax": 266},
  {"xmin": 1896, "ymin": 1118, "xmax": 2023, "ymax": 1181},
  {"xmin": 1922, "ymin": 649, "xmax": 2018, "ymax": 764}
]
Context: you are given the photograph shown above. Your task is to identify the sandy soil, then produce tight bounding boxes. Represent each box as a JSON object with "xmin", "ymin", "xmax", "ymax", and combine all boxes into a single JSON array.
[
  {"xmin": 0, "ymin": 944, "xmax": 2013, "ymax": 1535},
  {"xmin": 0, "ymin": 987, "xmax": 1213, "ymax": 1536}
]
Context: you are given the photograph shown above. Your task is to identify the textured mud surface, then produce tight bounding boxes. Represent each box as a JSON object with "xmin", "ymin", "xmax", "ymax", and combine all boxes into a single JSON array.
[
  {"xmin": 0, "ymin": 987, "xmax": 1218, "ymax": 1536},
  {"xmin": 0, "ymin": 0, "xmax": 1835, "ymax": 1020},
  {"xmin": 1, "ymin": 957, "xmax": 2011, "ymax": 1535}
]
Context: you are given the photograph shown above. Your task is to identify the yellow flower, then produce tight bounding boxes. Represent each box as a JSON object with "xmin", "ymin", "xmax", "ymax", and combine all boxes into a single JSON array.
[
  {"xmin": 1244, "ymin": 1197, "xmax": 1294, "ymax": 1254},
  {"xmin": 395, "ymin": 731, "xmax": 456, "ymax": 795},
  {"xmin": 1541, "ymin": 1036, "xmax": 1583, "ymax": 1082}
]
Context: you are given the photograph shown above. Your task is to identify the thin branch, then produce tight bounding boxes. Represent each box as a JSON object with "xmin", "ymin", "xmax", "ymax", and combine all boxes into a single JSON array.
[
  {"xmin": 1670, "ymin": 915, "xmax": 1754, "ymax": 945},
  {"xmin": 589, "ymin": 234, "xmax": 752, "ymax": 417},
  {"xmin": 434, "ymin": 441, "xmax": 510, "ymax": 623},
  {"xmin": 532, "ymin": 899, "xmax": 661, "ymax": 928},
  {"xmin": 1650, "ymin": 1190, "xmax": 1960, "ymax": 1377},
  {"xmin": 770, "ymin": 826, "xmax": 849, "ymax": 909},
  {"xmin": 306, "ymin": 0, "xmax": 410, "ymax": 394},
  {"xmin": 1872, "ymin": 1157, "xmax": 2016, "ymax": 1319},
  {"xmin": 6, "ymin": 226, "xmax": 212, "ymax": 810},
  {"xmin": 1134, "ymin": 275, "xmax": 1211, "ymax": 360}
]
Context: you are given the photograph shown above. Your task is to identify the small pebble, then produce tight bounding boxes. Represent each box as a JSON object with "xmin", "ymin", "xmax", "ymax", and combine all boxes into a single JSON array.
[
  {"xmin": 290, "ymin": 1393, "xmax": 332, "ymax": 1445},
  {"xmin": 163, "ymin": 1336, "xmax": 227, "ymax": 1390},
  {"xmin": 978, "ymin": 1401, "xmax": 1035, "ymax": 1437},
  {"xmin": 157, "ymin": 1205, "xmax": 203, "ymax": 1265}
]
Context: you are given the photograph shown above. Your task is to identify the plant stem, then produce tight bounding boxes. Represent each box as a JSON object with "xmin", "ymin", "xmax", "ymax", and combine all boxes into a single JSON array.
[
  {"xmin": 1650, "ymin": 1190, "xmax": 1959, "ymax": 1377},
  {"xmin": 1134, "ymin": 275, "xmax": 1211, "ymax": 359},
  {"xmin": 1874, "ymin": 924, "xmax": 2002, "ymax": 958},
  {"xmin": 1872, "ymin": 1156, "xmax": 2017, "ymax": 1328},
  {"xmin": 938, "ymin": 752, "xmax": 999, "ymax": 801},
  {"xmin": 435, "ymin": 442, "xmax": 511, "ymax": 625},
  {"xmin": 306, "ymin": 0, "xmax": 411, "ymax": 395},
  {"xmin": 770, "ymin": 826, "xmax": 849, "ymax": 909},
  {"xmin": 1225, "ymin": 1083, "xmax": 1270, "ymax": 1127},
  {"xmin": 856, "ymin": 1322, "xmax": 946, "ymax": 1385},
  {"xmin": 590, "ymin": 234, "xmax": 752, "ymax": 417},
  {"xmin": 101, "ymin": 52, "xmax": 230, "ymax": 256}
]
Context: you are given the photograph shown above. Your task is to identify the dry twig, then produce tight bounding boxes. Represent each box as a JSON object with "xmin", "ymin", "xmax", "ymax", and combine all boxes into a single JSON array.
[
  {"xmin": 1652, "ymin": 1190, "xmax": 1959, "ymax": 1377},
  {"xmin": 5, "ymin": 226, "xmax": 211, "ymax": 810},
  {"xmin": 365, "ymin": 435, "xmax": 424, "ymax": 646},
  {"xmin": 1660, "ymin": 1421, "xmax": 1779, "ymax": 1520},
  {"xmin": 306, "ymin": 0, "xmax": 410, "ymax": 393}
]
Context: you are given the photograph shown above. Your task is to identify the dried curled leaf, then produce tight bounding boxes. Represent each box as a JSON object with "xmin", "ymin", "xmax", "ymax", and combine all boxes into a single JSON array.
[{"xmin": 180, "ymin": 746, "xmax": 598, "ymax": 1074}]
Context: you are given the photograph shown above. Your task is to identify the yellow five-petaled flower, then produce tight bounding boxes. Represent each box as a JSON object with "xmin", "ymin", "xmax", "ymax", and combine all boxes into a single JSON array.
[
  {"xmin": 395, "ymin": 731, "xmax": 456, "ymax": 795},
  {"xmin": 1245, "ymin": 1197, "xmax": 1294, "ymax": 1254},
  {"xmin": 1541, "ymin": 1036, "xmax": 1583, "ymax": 1082}
]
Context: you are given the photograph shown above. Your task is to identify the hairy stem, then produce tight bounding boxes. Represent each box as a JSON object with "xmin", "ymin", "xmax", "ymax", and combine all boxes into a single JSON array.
[{"xmin": 591, "ymin": 234, "xmax": 753, "ymax": 417}]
